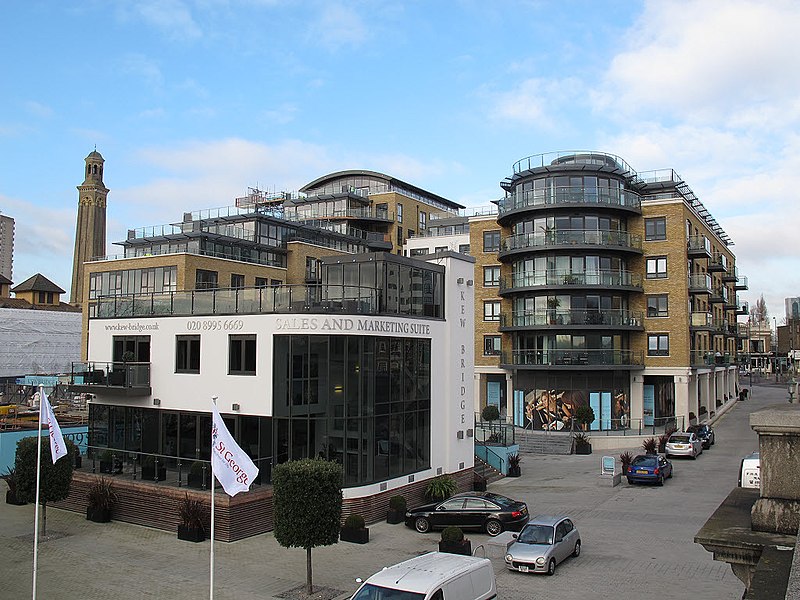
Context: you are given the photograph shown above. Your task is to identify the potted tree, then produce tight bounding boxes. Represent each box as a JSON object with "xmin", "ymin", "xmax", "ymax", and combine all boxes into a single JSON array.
[
  {"xmin": 619, "ymin": 451, "xmax": 633, "ymax": 475},
  {"xmin": 3, "ymin": 466, "xmax": 26, "ymax": 506},
  {"xmin": 438, "ymin": 526, "xmax": 471, "ymax": 556},
  {"xmin": 507, "ymin": 453, "xmax": 522, "ymax": 477},
  {"xmin": 140, "ymin": 455, "xmax": 166, "ymax": 482},
  {"xmin": 86, "ymin": 477, "xmax": 118, "ymax": 523},
  {"xmin": 642, "ymin": 437, "xmax": 657, "ymax": 455},
  {"xmin": 387, "ymin": 495, "xmax": 407, "ymax": 524},
  {"xmin": 425, "ymin": 475, "xmax": 456, "ymax": 502},
  {"xmin": 574, "ymin": 405, "xmax": 596, "ymax": 431},
  {"xmin": 340, "ymin": 514, "xmax": 369, "ymax": 544},
  {"xmin": 98, "ymin": 449, "xmax": 122, "ymax": 474},
  {"xmin": 573, "ymin": 432, "xmax": 592, "ymax": 455},
  {"xmin": 481, "ymin": 404, "xmax": 501, "ymax": 445},
  {"xmin": 188, "ymin": 461, "xmax": 210, "ymax": 489},
  {"xmin": 177, "ymin": 492, "xmax": 206, "ymax": 542}
]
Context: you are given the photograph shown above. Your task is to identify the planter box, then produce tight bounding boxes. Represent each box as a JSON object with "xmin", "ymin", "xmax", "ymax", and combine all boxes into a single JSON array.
[
  {"xmin": 387, "ymin": 508, "xmax": 405, "ymax": 524},
  {"xmin": 340, "ymin": 527, "xmax": 369, "ymax": 544},
  {"xmin": 99, "ymin": 460, "xmax": 122, "ymax": 474},
  {"xmin": 439, "ymin": 540, "xmax": 472, "ymax": 556},
  {"xmin": 86, "ymin": 506, "xmax": 112, "ymax": 523},
  {"xmin": 6, "ymin": 490, "xmax": 26, "ymax": 506},
  {"xmin": 178, "ymin": 525, "xmax": 206, "ymax": 543},
  {"xmin": 575, "ymin": 443, "xmax": 592, "ymax": 455},
  {"xmin": 141, "ymin": 465, "xmax": 167, "ymax": 482},
  {"xmin": 507, "ymin": 466, "xmax": 521, "ymax": 478}
]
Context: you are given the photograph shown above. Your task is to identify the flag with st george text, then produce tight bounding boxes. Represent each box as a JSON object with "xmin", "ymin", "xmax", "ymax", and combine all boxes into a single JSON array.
[
  {"xmin": 211, "ymin": 402, "xmax": 259, "ymax": 496},
  {"xmin": 40, "ymin": 389, "xmax": 67, "ymax": 463}
]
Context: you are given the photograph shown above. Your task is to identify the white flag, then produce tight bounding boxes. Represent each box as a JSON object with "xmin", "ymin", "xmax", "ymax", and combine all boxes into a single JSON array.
[
  {"xmin": 40, "ymin": 389, "xmax": 68, "ymax": 464},
  {"xmin": 211, "ymin": 402, "xmax": 258, "ymax": 496}
]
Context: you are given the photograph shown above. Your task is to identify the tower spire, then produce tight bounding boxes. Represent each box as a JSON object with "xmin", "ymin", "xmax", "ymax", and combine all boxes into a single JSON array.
[{"xmin": 70, "ymin": 150, "xmax": 108, "ymax": 305}]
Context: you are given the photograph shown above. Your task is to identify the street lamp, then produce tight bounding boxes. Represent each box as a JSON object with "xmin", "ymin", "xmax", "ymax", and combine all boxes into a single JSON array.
[{"xmin": 773, "ymin": 316, "xmax": 778, "ymax": 382}]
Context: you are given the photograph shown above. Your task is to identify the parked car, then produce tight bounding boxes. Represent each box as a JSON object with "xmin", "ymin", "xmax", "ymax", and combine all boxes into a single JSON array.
[
  {"xmin": 738, "ymin": 451, "xmax": 760, "ymax": 489},
  {"xmin": 687, "ymin": 423, "xmax": 715, "ymax": 449},
  {"xmin": 626, "ymin": 454, "xmax": 673, "ymax": 485},
  {"xmin": 405, "ymin": 492, "xmax": 529, "ymax": 536},
  {"xmin": 504, "ymin": 515, "xmax": 580, "ymax": 575},
  {"xmin": 665, "ymin": 432, "xmax": 703, "ymax": 459}
]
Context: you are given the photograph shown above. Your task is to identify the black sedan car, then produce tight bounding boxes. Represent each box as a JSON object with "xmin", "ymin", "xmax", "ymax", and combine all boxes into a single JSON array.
[
  {"xmin": 405, "ymin": 492, "xmax": 529, "ymax": 536},
  {"xmin": 687, "ymin": 423, "xmax": 715, "ymax": 449}
]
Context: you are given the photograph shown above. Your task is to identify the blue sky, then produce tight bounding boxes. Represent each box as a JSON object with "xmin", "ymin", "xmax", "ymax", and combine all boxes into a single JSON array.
[{"xmin": 1, "ymin": 0, "xmax": 798, "ymax": 321}]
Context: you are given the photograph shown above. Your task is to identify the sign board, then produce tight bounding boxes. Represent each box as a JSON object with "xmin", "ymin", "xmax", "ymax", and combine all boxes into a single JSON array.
[{"xmin": 601, "ymin": 455, "xmax": 615, "ymax": 475}]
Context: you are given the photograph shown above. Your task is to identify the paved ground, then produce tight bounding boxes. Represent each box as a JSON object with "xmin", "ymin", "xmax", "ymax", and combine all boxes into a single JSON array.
[{"xmin": 0, "ymin": 384, "xmax": 786, "ymax": 599}]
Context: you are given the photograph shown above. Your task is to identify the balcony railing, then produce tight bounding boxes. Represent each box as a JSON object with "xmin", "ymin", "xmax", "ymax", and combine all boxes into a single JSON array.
[
  {"xmin": 90, "ymin": 285, "xmax": 380, "ymax": 319},
  {"xmin": 737, "ymin": 301, "xmax": 750, "ymax": 315},
  {"xmin": 502, "ymin": 349, "xmax": 643, "ymax": 367},
  {"xmin": 687, "ymin": 235, "xmax": 712, "ymax": 257},
  {"xmin": 500, "ymin": 270, "xmax": 643, "ymax": 292},
  {"xmin": 690, "ymin": 312, "xmax": 713, "ymax": 328},
  {"xmin": 735, "ymin": 275, "xmax": 749, "ymax": 290},
  {"xmin": 710, "ymin": 286, "xmax": 729, "ymax": 303},
  {"xmin": 501, "ymin": 229, "xmax": 642, "ymax": 253},
  {"xmin": 498, "ymin": 186, "xmax": 642, "ymax": 215},
  {"xmin": 284, "ymin": 207, "xmax": 395, "ymax": 221},
  {"xmin": 709, "ymin": 252, "xmax": 728, "ymax": 272},
  {"xmin": 511, "ymin": 151, "xmax": 636, "ymax": 175},
  {"xmin": 688, "ymin": 273, "xmax": 713, "ymax": 294},
  {"xmin": 500, "ymin": 309, "xmax": 643, "ymax": 328},
  {"xmin": 70, "ymin": 361, "xmax": 151, "ymax": 391},
  {"xmin": 690, "ymin": 351, "xmax": 732, "ymax": 367}
]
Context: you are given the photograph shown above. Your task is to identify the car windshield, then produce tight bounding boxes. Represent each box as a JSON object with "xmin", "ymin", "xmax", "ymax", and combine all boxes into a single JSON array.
[
  {"xmin": 484, "ymin": 493, "xmax": 513, "ymax": 508},
  {"xmin": 518, "ymin": 524, "xmax": 554, "ymax": 545},
  {"xmin": 351, "ymin": 584, "xmax": 425, "ymax": 600},
  {"xmin": 631, "ymin": 456, "xmax": 657, "ymax": 467},
  {"xmin": 670, "ymin": 435, "xmax": 690, "ymax": 443}
]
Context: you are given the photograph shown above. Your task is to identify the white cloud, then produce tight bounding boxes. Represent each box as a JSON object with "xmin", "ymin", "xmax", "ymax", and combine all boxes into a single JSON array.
[
  {"xmin": 127, "ymin": 0, "xmax": 202, "ymax": 42},
  {"xmin": 120, "ymin": 54, "xmax": 164, "ymax": 89},
  {"xmin": 24, "ymin": 101, "xmax": 54, "ymax": 119},
  {"xmin": 306, "ymin": 3, "xmax": 369, "ymax": 51},
  {"xmin": 260, "ymin": 103, "xmax": 298, "ymax": 125},
  {"xmin": 486, "ymin": 77, "xmax": 585, "ymax": 128}
]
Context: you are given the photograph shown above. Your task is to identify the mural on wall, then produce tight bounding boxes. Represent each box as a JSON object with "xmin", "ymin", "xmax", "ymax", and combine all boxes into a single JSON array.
[{"xmin": 523, "ymin": 388, "xmax": 630, "ymax": 430}]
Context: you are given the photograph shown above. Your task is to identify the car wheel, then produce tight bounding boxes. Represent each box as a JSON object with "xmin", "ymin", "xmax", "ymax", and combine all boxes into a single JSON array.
[
  {"xmin": 626, "ymin": 478, "xmax": 634, "ymax": 485},
  {"xmin": 547, "ymin": 558, "xmax": 556, "ymax": 576},
  {"xmin": 691, "ymin": 452, "xmax": 697, "ymax": 460},
  {"xmin": 485, "ymin": 519, "xmax": 503, "ymax": 537},
  {"xmin": 667, "ymin": 469, "xmax": 673, "ymax": 479},
  {"xmin": 572, "ymin": 540, "xmax": 581, "ymax": 557},
  {"xmin": 657, "ymin": 475, "xmax": 664, "ymax": 486},
  {"xmin": 414, "ymin": 517, "xmax": 430, "ymax": 533}
]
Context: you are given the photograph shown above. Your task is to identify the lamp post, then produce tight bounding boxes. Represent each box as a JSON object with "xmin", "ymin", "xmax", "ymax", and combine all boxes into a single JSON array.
[{"xmin": 774, "ymin": 316, "xmax": 779, "ymax": 382}]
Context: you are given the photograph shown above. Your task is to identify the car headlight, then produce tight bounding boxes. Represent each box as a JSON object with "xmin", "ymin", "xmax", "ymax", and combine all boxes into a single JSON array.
[
  {"xmin": 504, "ymin": 554, "xmax": 513, "ymax": 563},
  {"xmin": 405, "ymin": 513, "xmax": 411, "ymax": 517},
  {"xmin": 536, "ymin": 557, "xmax": 545, "ymax": 566}
]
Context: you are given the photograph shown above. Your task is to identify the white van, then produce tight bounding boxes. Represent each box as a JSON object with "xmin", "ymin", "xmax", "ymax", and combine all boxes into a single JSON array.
[
  {"xmin": 738, "ymin": 451, "xmax": 760, "ymax": 489},
  {"xmin": 351, "ymin": 551, "xmax": 497, "ymax": 600}
]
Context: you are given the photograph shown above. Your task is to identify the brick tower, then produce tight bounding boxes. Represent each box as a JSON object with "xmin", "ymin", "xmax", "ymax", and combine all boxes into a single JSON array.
[{"xmin": 70, "ymin": 150, "xmax": 108, "ymax": 304}]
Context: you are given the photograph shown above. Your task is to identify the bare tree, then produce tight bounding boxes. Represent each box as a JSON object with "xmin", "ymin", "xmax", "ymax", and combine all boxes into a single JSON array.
[{"xmin": 750, "ymin": 294, "xmax": 768, "ymax": 325}]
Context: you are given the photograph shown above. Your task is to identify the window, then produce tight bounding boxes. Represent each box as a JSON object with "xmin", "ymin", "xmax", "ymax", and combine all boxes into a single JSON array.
[
  {"xmin": 410, "ymin": 248, "xmax": 429, "ymax": 256},
  {"xmin": 484, "ymin": 301, "xmax": 501, "ymax": 321},
  {"xmin": 419, "ymin": 211, "xmax": 427, "ymax": 231},
  {"xmin": 37, "ymin": 291, "xmax": 54, "ymax": 304},
  {"xmin": 646, "ymin": 257, "xmax": 667, "ymax": 279},
  {"xmin": 483, "ymin": 230, "xmax": 500, "ymax": 252},
  {"xmin": 484, "ymin": 335, "xmax": 501, "ymax": 355},
  {"xmin": 175, "ymin": 335, "xmax": 200, "ymax": 373},
  {"xmin": 255, "ymin": 277, "xmax": 268, "ymax": 288},
  {"xmin": 196, "ymin": 269, "xmax": 218, "ymax": 290},
  {"xmin": 231, "ymin": 274, "xmax": 245, "ymax": 289},
  {"xmin": 305, "ymin": 257, "xmax": 322, "ymax": 282},
  {"xmin": 407, "ymin": 229, "xmax": 415, "ymax": 238},
  {"xmin": 270, "ymin": 279, "xmax": 282, "ymax": 287},
  {"xmin": 396, "ymin": 226, "xmax": 403, "ymax": 246},
  {"xmin": 483, "ymin": 266, "xmax": 500, "ymax": 287},
  {"xmin": 647, "ymin": 295, "xmax": 669, "ymax": 317},
  {"xmin": 397, "ymin": 203, "xmax": 403, "ymax": 223},
  {"xmin": 648, "ymin": 334, "xmax": 669, "ymax": 356},
  {"xmin": 435, "ymin": 246, "xmax": 448, "ymax": 253},
  {"xmin": 645, "ymin": 217, "xmax": 667, "ymax": 241},
  {"xmin": 459, "ymin": 244, "xmax": 470, "ymax": 255},
  {"xmin": 229, "ymin": 334, "xmax": 257, "ymax": 375}
]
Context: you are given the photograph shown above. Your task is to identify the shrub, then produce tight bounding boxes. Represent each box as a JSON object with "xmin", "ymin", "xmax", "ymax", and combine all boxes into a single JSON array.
[
  {"xmin": 99, "ymin": 449, "xmax": 113, "ymax": 463},
  {"xmin": 425, "ymin": 475, "xmax": 457, "ymax": 501},
  {"xmin": 481, "ymin": 405, "xmax": 500, "ymax": 422},
  {"xmin": 178, "ymin": 493, "xmax": 206, "ymax": 530},
  {"xmin": 573, "ymin": 432, "xmax": 590, "ymax": 445},
  {"xmin": 389, "ymin": 495, "xmax": 407, "ymax": 512},
  {"xmin": 190, "ymin": 461, "xmax": 207, "ymax": 475},
  {"xmin": 87, "ymin": 478, "xmax": 118, "ymax": 512},
  {"xmin": 658, "ymin": 433, "xmax": 670, "ymax": 453},
  {"xmin": 575, "ymin": 405, "xmax": 596, "ymax": 429},
  {"xmin": 344, "ymin": 514, "xmax": 365, "ymax": 530},
  {"xmin": 642, "ymin": 437, "xmax": 657, "ymax": 454},
  {"xmin": 2, "ymin": 466, "xmax": 19, "ymax": 495},
  {"xmin": 619, "ymin": 451, "xmax": 633, "ymax": 471},
  {"xmin": 507, "ymin": 453, "xmax": 522, "ymax": 468},
  {"xmin": 441, "ymin": 526, "xmax": 464, "ymax": 543}
]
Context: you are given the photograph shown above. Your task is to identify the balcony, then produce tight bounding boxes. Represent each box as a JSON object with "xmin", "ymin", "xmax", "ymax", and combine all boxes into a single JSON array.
[
  {"xmin": 499, "ymin": 309, "xmax": 643, "ymax": 331},
  {"xmin": 687, "ymin": 235, "xmax": 712, "ymax": 259},
  {"xmin": 497, "ymin": 186, "xmax": 642, "ymax": 222},
  {"xmin": 690, "ymin": 351, "xmax": 732, "ymax": 368},
  {"xmin": 735, "ymin": 275, "xmax": 749, "ymax": 290},
  {"xmin": 724, "ymin": 293, "xmax": 740, "ymax": 310},
  {"xmin": 689, "ymin": 312, "xmax": 714, "ymax": 331},
  {"xmin": 499, "ymin": 229, "xmax": 642, "ymax": 258},
  {"xmin": 70, "ymin": 361, "xmax": 151, "ymax": 397},
  {"xmin": 709, "ymin": 286, "xmax": 728, "ymax": 304},
  {"xmin": 499, "ymin": 270, "xmax": 643, "ymax": 294},
  {"xmin": 501, "ymin": 349, "xmax": 644, "ymax": 370},
  {"xmin": 708, "ymin": 252, "xmax": 728, "ymax": 273},
  {"xmin": 722, "ymin": 265, "xmax": 738, "ymax": 283},
  {"xmin": 688, "ymin": 274, "xmax": 713, "ymax": 294},
  {"xmin": 737, "ymin": 301, "xmax": 750, "ymax": 315}
]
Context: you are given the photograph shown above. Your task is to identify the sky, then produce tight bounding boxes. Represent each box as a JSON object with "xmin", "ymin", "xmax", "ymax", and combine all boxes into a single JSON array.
[{"xmin": 1, "ymin": 0, "xmax": 798, "ymax": 322}]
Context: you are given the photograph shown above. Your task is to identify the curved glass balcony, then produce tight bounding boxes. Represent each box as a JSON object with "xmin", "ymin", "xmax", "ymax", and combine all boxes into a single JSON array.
[
  {"xmin": 500, "ymin": 229, "xmax": 642, "ymax": 254},
  {"xmin": 500, "ymin": 270, "xmax": 643, "ymax": 292},
  {"xmin": 503, "ymin": 349, "xmax": 643, "ymax": 368},
  {"xmin": 511, "ymin": 151, "xmax": 636, "ymax": 175},
  {"xmin": 500, "ymin": 309, "xmax": 643, "ymax": 329},
  {"xmin": 498, "ymin": 186, "xmax": 641, "ymax": 216}
]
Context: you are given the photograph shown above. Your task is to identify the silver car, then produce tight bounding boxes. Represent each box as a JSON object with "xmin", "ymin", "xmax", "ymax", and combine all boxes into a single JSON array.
[
  {"xmin": 504, "ymin": 515, "xmax": 580, "ymax": 575},
  {"xmin": 665, "ymin": 432, "xmax": 703, "ymax": 459}
]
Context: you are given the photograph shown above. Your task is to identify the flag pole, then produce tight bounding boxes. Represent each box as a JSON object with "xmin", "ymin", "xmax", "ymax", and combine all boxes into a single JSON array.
[
  {"xmin": 32, "ymin": 385, "xmax": 44, "ymax": 600},
  {"xmin": 210, "ymin": 395, "xmax": 217, "ymax": 600}
]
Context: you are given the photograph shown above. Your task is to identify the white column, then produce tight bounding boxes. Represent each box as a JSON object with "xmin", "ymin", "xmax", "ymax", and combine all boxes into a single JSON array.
[
  {"xmin": 674, "ymin": 375, "xmax": 690, "ymax": 429},
  {"xmin": 505, "ymin": 372, "xmax": 514, "ymax": 426},
  {"xmin": 630, "ymin": 373, "xmax": 644, "ymax": 427}
]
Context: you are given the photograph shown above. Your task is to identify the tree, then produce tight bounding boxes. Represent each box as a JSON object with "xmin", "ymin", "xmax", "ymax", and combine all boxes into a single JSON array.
[
  {"xmin": 751, "ymin": 294, "xmax": 768, "ymax": 325},
  {"xmin": 272, "ymin": 459, "xmax": 343, "ymax": 595},
  {"xmin": 574, "ymin": 405, "xmax": 596, "ymax": 431},
  {"xmin": 14, "ymin": 436, "xmax": 75, "ymax": 535}
]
